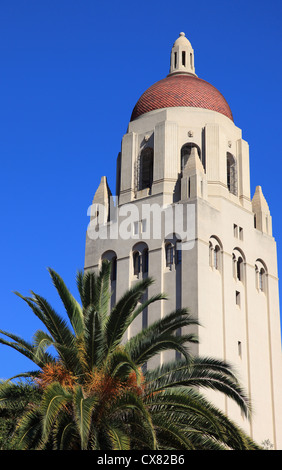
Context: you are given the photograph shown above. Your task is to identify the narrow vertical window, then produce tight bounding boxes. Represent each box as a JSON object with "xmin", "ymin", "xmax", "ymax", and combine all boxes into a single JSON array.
[
  {"xmin": 236, "ymin": 291, "xmax": 241, "ymax": 307},
  {"xmin": 259, "ymin": 268, "xmax": 265, "ymax": 292},
  {"xmin": 214, "ymin": 245, "xmax": 220, "ymax": 270},
  {"xmin": 190, "ymin": 53, "xmax": 193, "ymax": 68},
  {"xmin": 209, "ymin": 242, "xmax": 213, "ymax": 268},
  {"xmin": 133, "ymin": 252, "xmax": 140, "ymax": 276},
  {"xmin": 227, "ymin": 152, "xmax": 237, "ymax": 196},
  {"xmin": 140, "ymin": 148, "xmax": 154, "ymax": 190},
  {"xmin": 111, "ymin": 256, "xmax": 117, "ymax": 281},
  {"xmin": 165, "ymin": 243, "xmax": 173, "ymax": 268},
  {"xmin": 232, "ymin": 253, "xmax": 237, "ymax": 279},
  {"xmin": 237, "ymin": 257, "xmax": 243, "ymax": 281},
  {"xmin": 238, "ymin": 341, "xmax": 242, "ymax": 357},
  {"xmin": 143, "ymin": 248, "xmax": 149, "ymax": 274},
  {"xmin": 182, "ymin": 51, "xmax": 186, "ymax": 66},
  {"xmin": 174, "ymin": 52, "xmax": 177, "ymax": 68}
]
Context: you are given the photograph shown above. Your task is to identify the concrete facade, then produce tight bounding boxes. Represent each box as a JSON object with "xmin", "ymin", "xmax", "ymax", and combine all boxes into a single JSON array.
[{"xmin": 85, "ymin": 33, "xmax": 282, "ymax": 448}]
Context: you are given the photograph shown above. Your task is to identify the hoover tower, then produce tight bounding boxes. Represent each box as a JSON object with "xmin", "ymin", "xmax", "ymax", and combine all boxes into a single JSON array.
[{"xmin": 85, "ymin": 33, "xmax": 282, "ymax": 448}]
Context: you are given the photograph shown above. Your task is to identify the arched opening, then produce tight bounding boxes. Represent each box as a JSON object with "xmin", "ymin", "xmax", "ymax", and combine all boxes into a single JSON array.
[
  {"xmin": 111, "ymin": 256, "xmax": 117, "ymax": 281},
  {"xmin": 255, "ymin": 259, "xmax": 267, "ymax": 293},
  {"xmin": 165, "ymin": 242, "xmax": 174, "ymax": 268},
  {"xmin": 226, "ymin": 152, "xmax": 237, "ymax": 196},
  {"xmin": 214, "ymin": 245, "xmax": 220, "ymax": 270},
  {"xmin": 142, "ymin": 248, "xmax": 149, "ymax": 274},
  {"xmin": 133, "ymin": 251, "xmax": 141, "ymax": 276},
  {"xmin": 181, "ymin": 143, "xmax": 201, "ymax": 172},
  {"xmin": 140, "ymin": 147, "xmax": 154, "ymax": 190},
  {"xmin": 232, "ymin": 253, "xmax": 237, "ymax": 278},
  {"xmin": 209, "ymin": 236, "xmax": 222, "ymax": 271},
  {"xmin": 132, "ymin": 243, "xmax": 149, "ymax": 278},
  {"xmin": 232, "ymin": 248, "xmax": 245, "ymax": 283},
  {"xmin": 237, "ymin": 256, "xmax": 243, "ymax": 281},
  {"xmin": 101, "ymin": 250, "xmax": 118, "ymax": 281},
  {"xmin": 259, "ymin": 268, "xmax": 265, "ymax": 291}
]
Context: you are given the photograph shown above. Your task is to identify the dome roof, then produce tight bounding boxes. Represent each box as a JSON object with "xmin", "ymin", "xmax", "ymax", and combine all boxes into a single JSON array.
[{"xmin": 130, "ymin": 74, "xmax": 233, "ymax": 122}]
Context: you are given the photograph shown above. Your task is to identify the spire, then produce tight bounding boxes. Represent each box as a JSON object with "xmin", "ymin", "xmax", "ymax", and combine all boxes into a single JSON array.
[
  {"xmin": 252, "ymin": 185, "xmax": 269, "ymax": 212},
  {"xmin": 181, "ymin": 147, "xmax": 207, "ymax": 200},
  {"xmin": 252, "ymin": 186, "xmax": 272, "ymax": 235},
  {"xmin": 91, "ymin": 176, "xmax": 112, "ymax": 224},
  {"xmin": 182, "ymin": 146, "xmax": 204, "ymax": 175},
  {"xmin": 168, "ymin": 32, "xmax": 196, "ymax": 76}
]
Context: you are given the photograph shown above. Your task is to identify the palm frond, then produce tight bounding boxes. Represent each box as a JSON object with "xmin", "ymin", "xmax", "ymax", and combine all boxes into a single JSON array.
[
  {"xmin": 73, "ymin": 385, "xmax": 98, "ymax": 450},
  {"xmin": 125, "ymin": 309, "xmax": 199, "ymax": 365},
  {"xmin": 105, "ymin": 277, "xmax": 154, "ymax": 355},
  {"xmin": 144, "ymin": 357, "xmax": 251, "ymax": 418},
  {"xmin": 40, "ymin": 382, "xmax": 72, "ymax": 440},
  {"xmin": 48, "ymin": 268, "xmax": 84, "ymax": 337},
  {"xmin": 16, "ymin": 407, "xmax": 43, "ymax": 450},
  {"xmin": 83, "ymin": 304, "xmax": 106, "ymax": 370},
  {"xmin": 106, "ymin": 425, "xmax": 131, "ymax": 450}
]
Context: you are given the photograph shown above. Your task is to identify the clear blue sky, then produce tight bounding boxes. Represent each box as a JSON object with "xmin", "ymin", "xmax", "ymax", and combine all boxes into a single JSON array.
[{"xmin": 1, "ymin": 0, "xmax": 282, "ymax": 379}]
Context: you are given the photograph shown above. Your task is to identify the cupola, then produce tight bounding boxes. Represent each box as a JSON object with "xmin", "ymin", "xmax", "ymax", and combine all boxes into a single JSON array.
[{"xmin": 168, "ymin": 32, "xmax": 196, "ymax": 76}]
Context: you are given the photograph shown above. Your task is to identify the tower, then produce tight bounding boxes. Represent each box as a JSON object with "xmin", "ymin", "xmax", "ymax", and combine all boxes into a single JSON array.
[{"xmin": 85, "ymin": 33, "xmax": 282, "ymax": 448}]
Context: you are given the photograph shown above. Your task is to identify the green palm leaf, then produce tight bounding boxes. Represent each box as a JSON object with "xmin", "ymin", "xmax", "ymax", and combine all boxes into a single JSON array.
[
  {"xmin": 105, "ymin": 277, "xmax": 154, "ymax": 354},
  {"xmin": 41, "ymin": 382, "xmax": 72, "ymax": 439},
  {"xmin": 73, "ymin": 385, "xmax": 98, "ymax": 450},
  {"xmin": 106, "ymin": 425, "xmax": 131, "ymax": 450},
  {"xmin": 48, "ymin": 268, "xmax": 84, "ymax": 337}
]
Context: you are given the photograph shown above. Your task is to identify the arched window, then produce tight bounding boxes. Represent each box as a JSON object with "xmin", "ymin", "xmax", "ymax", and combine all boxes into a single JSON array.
[
  {"xmin": 255, "ymin": 260, "xmax": 267, "ymax": 293},
  {"xmin": 232, "ymin": 253, "xmax": 237, "ymax": 278},
  {"xmin": 232, "ymin": 249, "xmax": 245, "ymax": 283},
  {"xmin": 111, "ymin": 256, "xmax": 117, "ymax": 281},
  {"xmin": 140, "ymin": 147, "xmax": 153, "ymax": 190},
  {"xmin": 133, "ymin": 251, "xmax": 140, "ymax": 276},
  {"xmin": 226, "ymin": 152, "xmax": 237, "ymax": 196},
  {"xmin": 165, "ymin": 242, "xmax": 174, "ymax": 268},
  {"xmin": 142, "ymin": 248, "xmax": 149, "ymax": 274},
  {"xmin": 259, "ymin": 268, "xmax": 265, "ymax": 291},
  {"xmin": 209, "ymin": 236, "xmax": 222, "ymax": 271},
  {"xmin": 181, "ymin": 143, "xmax": 201, "ymax": 171},
  {"xmin": 101, "ymin": 250, "xmax": 118, "ymax": 282},
  {"xmin": 237, "ymin": 256, "xmax": 243, "ymax": 281},
  {"xmin": 214, "ymin": 245, "xmax": 220, "ymax": 270},
  {"xmin": 209, "ymin": 241, "xmax": 213, "ymax": 267},
  {"xmin": 132, "ymin": 243, "xmax": 149, "ymax": 278}
]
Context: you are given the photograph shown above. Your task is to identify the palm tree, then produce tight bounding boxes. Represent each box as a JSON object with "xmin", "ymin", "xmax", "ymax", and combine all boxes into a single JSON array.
[{"xmin": 0, "ymin": 261, "xmax": 259, "ymax": 450}]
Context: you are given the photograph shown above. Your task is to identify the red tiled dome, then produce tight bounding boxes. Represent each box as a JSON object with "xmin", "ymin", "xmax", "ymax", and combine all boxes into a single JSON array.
[{"xmin": 130, "ymin": 74, "xmax": 233, "ymax": 122}]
